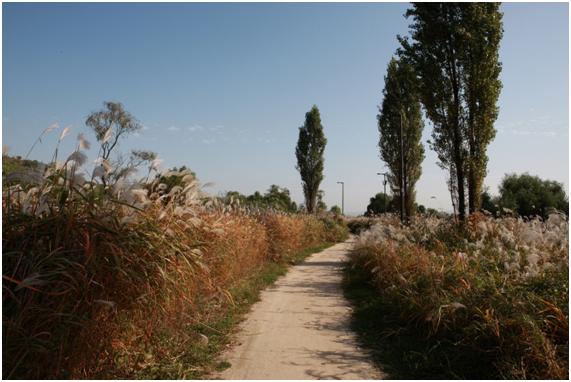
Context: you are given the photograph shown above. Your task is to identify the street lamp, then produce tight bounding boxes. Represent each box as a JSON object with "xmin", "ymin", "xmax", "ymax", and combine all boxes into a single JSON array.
[
  {"xmin": 336, "ymin": 181, "xmax": 344, "ymax": 215},
  {"xmin": 377, "ymin": 172, "xmax": 389, "ymax": 213}
]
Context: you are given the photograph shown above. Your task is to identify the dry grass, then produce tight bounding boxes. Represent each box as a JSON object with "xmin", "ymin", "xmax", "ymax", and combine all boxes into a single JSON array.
[
  {"xmin": 2, "ymin": 134, "xmax": 348, "ymax": 379},
  {"xmin": 349, "ymin": 213, "xmax": 568, "ymax": 379}
]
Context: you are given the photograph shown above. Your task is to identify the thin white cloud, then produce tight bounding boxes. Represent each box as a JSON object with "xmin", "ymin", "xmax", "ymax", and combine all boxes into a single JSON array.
[
  {"xmin": 188, "ymin": 125, "xmax": 204, "ymax": 132},
  {"xmin": 497, "ymin": 115, "xmax": 566, "ymax": 138},
  {"xmin": 510, "ymin": 129, "xmax": 557, "ymax": 137},
  {"xmin": 167, "ymin": 126, "xmax": 180, "ymax": 132},
  {"xmin": 209, "ymin": 126, "xmax": 223, "ymax": 132},
  {"xmin": 202, "ymin": 138, "xmax": 216, "ymax": 145}
]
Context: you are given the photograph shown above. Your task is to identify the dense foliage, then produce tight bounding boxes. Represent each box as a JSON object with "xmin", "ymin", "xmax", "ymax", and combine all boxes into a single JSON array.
[
  {"xmin": 329, "ymin": 205, "xmax": 341, "ymax": 215},
  {"xmin": 497, "ymin": 173, "xmax": 569, "ymax": 218},
  {"xmin": 377, "ymin": 58, "xmax": 424, "ymax": 222},
  {"xmin": 365, "ymin": 192, "xmax": 395, "ymax": 216},
  {"xmin": 221, "ymin": 185, "xmax": 298, "ymax": 213},
  {"xmin": 479, "ymin": 174, "xmax": 569, "ymax": 219},
  {"xmin": 399, "ymin": 3, "xmax": 503, "ymax": 219},
  {"xmin": 295, "ymin": 105, "xmax": 327, "ymax": 213}
]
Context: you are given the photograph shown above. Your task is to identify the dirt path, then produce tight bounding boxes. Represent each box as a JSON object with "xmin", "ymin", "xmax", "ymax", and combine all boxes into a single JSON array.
[{"xmin": 216, "ymin": 239, "xmax": 384, "ymax": 380}]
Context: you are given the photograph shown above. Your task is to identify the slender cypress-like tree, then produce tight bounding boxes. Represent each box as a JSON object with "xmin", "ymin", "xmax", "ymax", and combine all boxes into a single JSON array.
[
  {"xmin": 399, "ymin": 3, "xmax": 503, "ymax": 220},
  {"xmin": 399, "ymin": 4, "xmax": 468, "ymax": 220},
  {"xmin": 462, "ymin": 4, "xmax": 503, "ymax": 213},
  {"xmin": 399, "ymin": 3, "xmax": 502, "ymax": 220},
  {"xmin": 295, "ymin": 106, "xmax": 327, "ymax": 213},
  {"xmin": 378, "ymin": 58, "xmax": 424, "ymax": 224}
]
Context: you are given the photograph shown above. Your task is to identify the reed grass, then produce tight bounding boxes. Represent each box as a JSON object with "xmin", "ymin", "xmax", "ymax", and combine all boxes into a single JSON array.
[
  {"xmin": 348, "ymin": 213, "xmax": 568, "ymax": 379},
  {"xmin": 2, "ymin": 133, "xmax": 348, "ymax": 379}
]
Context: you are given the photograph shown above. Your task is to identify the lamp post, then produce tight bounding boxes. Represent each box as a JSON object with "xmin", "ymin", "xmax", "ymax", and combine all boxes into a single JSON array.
[
  {"xmin": 336, "ymin": 181, "xmax": 344, "ymax": 215},
  {"xmin": 377, "ymin": 172, "xmax": 389, "ymax": 213}
]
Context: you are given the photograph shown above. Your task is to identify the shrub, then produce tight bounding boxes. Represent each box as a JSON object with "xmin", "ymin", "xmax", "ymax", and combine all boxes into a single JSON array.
[
  {"xmin": 347, "ymin": 216, "xmax": 377, "ymax": 234},
  {"xmin": 496, "ymin": 173, "xmax": 568, "ymax": 218},
  {"xmin": 319, "ymin": 215, "xmax": 349, "ymax": 243},
  {"xmin": 350, "ymin": 213, "xmax": 569, "ymax": 379}
]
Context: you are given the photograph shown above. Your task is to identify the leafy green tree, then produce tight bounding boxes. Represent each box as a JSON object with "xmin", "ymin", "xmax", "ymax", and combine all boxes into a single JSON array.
[
  {"xmin": 112, "ymin": 149, "xmax": 158, "ymax": 181},
  {"xmin": 264, "ymin": 185, "xmax": 298, "ymax": 212},
  {"xmin": 481, "ymin": 189, "xmax": 499, "ymax": 216},
  {"xmin": 365, "ymin": 193, "xmax": 395, "ymax": 216},
  {"xmin": 86, "ymin": 101, "xmax": 142, "ymax": 161},
  {"xmin": 222, "ymin": 185, "xmax": 297, "ymax": 212},
  {"xmin": 86, "ymin": 101, "xmax": 144, "ymax": 186},
  {"xmin": 426, "ymin": 207, "xmax": 439, "ymax": 216},
  {"xmin": 330, "ymin": 205, "xmax": 342, "ymax": 215},
  {"xmin": 223, "ymin": 190, "xmax": 247, "ymax": 206},
  {"xmin": 246, "ymin": 191, "xmax": 265, "ymax": 207},
  {"xmin": 463, "ymin": 4, "xmax": 503, "ymax": 214},
  {"xmin": 497, "ymin": 173, "xmax": 568, "ymax": 218},
  {"xmin": 378, "ymin": 58, "xmax": 424, "ymax": 223},
  {"xmin": 399, "ymin": 3, "xmax": 503, "ymax": 220},
  {"xmin": 316, "ymin": 189, "xmax": 327, "ymax": 213},
  {"xmin": 296, "ymin": 105, "xmax": 327, "ymax": 213},
  {"xmin": 153, "ymin": 166, "xmax": 196, "ymax": 192}
]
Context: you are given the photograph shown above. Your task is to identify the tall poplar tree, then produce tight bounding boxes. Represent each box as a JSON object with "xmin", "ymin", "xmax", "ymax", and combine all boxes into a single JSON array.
[
  {"xmin": 462, "ymin": 4, "xmax": 503, "ymax": 213},
  {"xmin": 296, "ymin": 106, "xmax": 327, "ymax": 213},
  {"xmin": 399, "ymin": 3, "xmax": 503, "ymax": 220},
  {"xmin": 378, "ymin": 58, "xmax": 425, "ymax": 223}
]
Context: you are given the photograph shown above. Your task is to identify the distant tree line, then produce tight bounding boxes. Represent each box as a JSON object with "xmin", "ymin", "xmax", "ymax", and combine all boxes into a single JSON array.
[
  {"xmin": 221, "ymin": 185, "xmax": 331, "ymax": 214},
  {"xmin": 221, "ymin": 185, "xmax": 298, "ymax": 213},
  {"xmin": 366, "ymin": 172, "xmax": 568, "ymax": 220},
  {"xmin": 2, "ymin": 155, "xmax": 46, "ymax": 186},
  {"xmin": 365, "ymin": 192, "xmax": 431, "ymax": 217}
]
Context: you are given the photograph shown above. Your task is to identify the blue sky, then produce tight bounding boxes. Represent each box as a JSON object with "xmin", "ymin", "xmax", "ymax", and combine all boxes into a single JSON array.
[{"xmin": 2, "ymin": 2, "xmax": 568, "ymax": 214}]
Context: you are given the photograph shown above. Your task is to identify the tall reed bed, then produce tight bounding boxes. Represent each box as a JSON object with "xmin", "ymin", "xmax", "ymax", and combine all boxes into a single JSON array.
[
  {"xmin": 2, "ymin": 132, "xmax": 347, "ymax": 379},
  {"xmin": 349, "ymin": 213, "xmax": 568, "ymax": 379}
]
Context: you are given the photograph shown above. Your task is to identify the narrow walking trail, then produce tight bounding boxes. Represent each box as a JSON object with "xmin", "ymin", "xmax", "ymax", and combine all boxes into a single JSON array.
[{"xmin": 216, "ymin": 239, "xmax": 383, "ymax": 380}]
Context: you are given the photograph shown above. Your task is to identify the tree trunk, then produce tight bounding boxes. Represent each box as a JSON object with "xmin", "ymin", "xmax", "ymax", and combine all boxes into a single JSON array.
[
  {"xmin": 308, "ymin": 185, "xmax": 318, "ymax": 214},
  {"xmin": 456, "ymin": 162, "xmax": 466, "ymax": 221},
  {"xmin": 305, "ymin": 186, "xmax": 313, "ymax": 214},
  {"xmin": 467, "ymin": 86, "xmax": 479, "ymax": 215},
  {"xmin": 451, "ymin": 79, "xmax": 465, "ymax": 220},
  {"xmin": 468, "ymin": 165, "xmax": 478, "ymax": 214},
  {"xmin": 403, "ymin": 157, "xmax": 411, "ymax": 224},
  {"xmin": 446, "ymin": 20, "xmax": 465, "ymax": 222}
]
